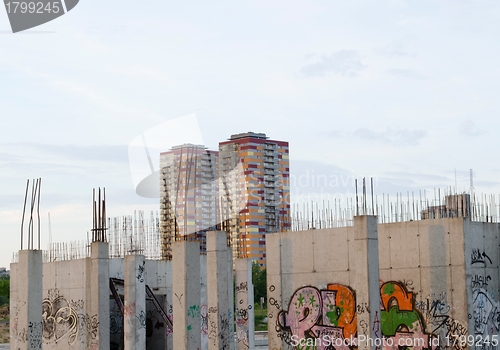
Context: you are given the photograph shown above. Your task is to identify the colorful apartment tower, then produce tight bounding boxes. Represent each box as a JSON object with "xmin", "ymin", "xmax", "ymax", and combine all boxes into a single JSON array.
[
  {"xmin": 160, "ymin": 144, "xmax": 218, "ymax": 259},
  {"xmin": 219, "ymin": 132, "xmax": 290, "ymax": 266}
]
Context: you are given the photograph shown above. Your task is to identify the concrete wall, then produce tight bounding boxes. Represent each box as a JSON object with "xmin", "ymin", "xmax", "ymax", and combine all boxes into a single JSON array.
[
  {"xmin": 378, "ymin": 218, "xmax": 469, "ymax": 349},
  {"xmin": 266, "ymin": 224, "xmax": 359, "ymax": 350},
  {"xmin": 11, "ymin": 254, "xmax": 175, "ymax": 350},
  {"xmin": 463, "ymin": 220, "xmax": 500, "ymax": 350},
  {"xmin": 266, "ymin": 217, "xmax": 500, "ymax": 350}
]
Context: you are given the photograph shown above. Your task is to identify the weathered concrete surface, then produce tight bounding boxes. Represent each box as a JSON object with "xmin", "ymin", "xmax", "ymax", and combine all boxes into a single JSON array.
[
  {"xmin": 463, "ymin": 219, "xmax": 500, "ymax": 350},
  {"xmin": 124, "ymin": 254, "xmax": 146, "ymax": 350},
  {"xmin": 206, "ymin": 231, "xmax": 230, "ymax": 350},
  {"xmin": 353, "ymin": 215, "xmax": 380, "ymax": 350},
  {"xmin": 200, "ymin": 254, "xmax": 208, "ymax": 350},
  {"xmin": 235, "ymin": 258, "xmax": 255, "ymax": 350},
  {"xmin": 87, "ymin": 242, "xmax": 110, "ymax": 350},
  {"xmin": 266, "ymin": 225, "xmax": 356, "ymax": 350},
  {"xmin": 267, "ymin": 216, "xmax": 500, "ymax": 350},
  {"xmin": 10, "ymin": 250, "xmax": 43, "ymax": 350},
  {"xmin": 227, "ymin": 246, "xmax": 236, "ymax": 350},
  {"xmin": 173, "ymin": 240, "xmax": 201, "ymax": 350}
]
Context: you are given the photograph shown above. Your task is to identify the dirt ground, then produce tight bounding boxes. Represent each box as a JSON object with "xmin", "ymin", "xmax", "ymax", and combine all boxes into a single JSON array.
[{"xmin": 0, "ymin": 305, "xmax": 9, "ymax": 343}]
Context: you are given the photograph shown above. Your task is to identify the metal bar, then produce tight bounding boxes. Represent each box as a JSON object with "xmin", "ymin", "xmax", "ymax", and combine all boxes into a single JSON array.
[
  {"xmin": 109, "ymin": 278, "xmax": 124, "ymax": 316},
  {"xmin": 37, "ymin": 178, "xmax": 41, "ymax": 250},
  {"xmin": 21, "ymin": 179, "xmax": 29, "ymax": 250},
  {"xmin": 146, "ymin": 284, "xmax": 173, "ymax": 332}
]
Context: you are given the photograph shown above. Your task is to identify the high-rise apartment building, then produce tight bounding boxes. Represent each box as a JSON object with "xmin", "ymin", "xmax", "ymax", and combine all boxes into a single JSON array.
[
  {"xmin": 219, "ymin": 132, "xmax": 290, "ymax": 266},
  {"xmin": 159, "ymin": 144, "xmax": 218, "ymax": 259}
]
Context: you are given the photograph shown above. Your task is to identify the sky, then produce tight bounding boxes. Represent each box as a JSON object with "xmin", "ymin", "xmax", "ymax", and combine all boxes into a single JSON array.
[{"xmin": 1, "ymin": 0, "xmax": 500, "ymax": 267}]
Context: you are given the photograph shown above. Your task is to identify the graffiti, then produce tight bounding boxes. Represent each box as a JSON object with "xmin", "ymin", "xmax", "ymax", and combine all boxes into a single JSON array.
[
  {"xmin": 70, "ymin": 299, "xmax": 84, "ymax": 311},
  {"xmin": 277, "ymin": 284, "xmax": 356, "ymax": 350},
  {"xmin": 237, "ymin": 328, "xmax": 250, "ymax": 348},
  {"xmin": 404, "ymin": 279, "xmax": 415, "ymax": 291},
  {"xmin": 269, "ymin": 285, "xmax": 276, "ymax": 292},
  {"xmin": 269, "ymin": 297, "xmax": 281, "ymax": 311},
  {"xmin": 357, "ymin": 303, "xmax": 370, "ymax": 315},
  {"xmin": 136, "ymin": 260, "xmax": 146, "ymax": 283},
  {"xmin": 175, "ymin": 293, "xmax": 183, "ymax": 307},
  {"xmin": 47, "ymin": 288, "xmax": 60, "ymax": 301},
  {"xmin": 28, "ymin": 321, "xmax": 43, "ymax": 349},
  {"xmin": 471, "ymin": 249, "xmax": 492, "ymax": 266},
  {"xmin": 416, "ymin": 295, "xmax": 450, "ymax": 316},
  {"xmin": 472, "ymin": 275, "xmax": 492, "ymax": 289},
  {"xmin": 208, "ymin": 307, "xmax": 218, "ymax": 346},
  {"xmin": 220, "ymin": 313, "xmax": 230, "ymax": 350},
  {"xmin": 380, "ymin": 281, "xmax": 437, "ymax": 350},
  {"xmin": 236, "ymin": 282, "xmax": 248, "ymax": 293},
  {"xmin": 42, "ymin": 295, "xmax": 79, "ymax": 345},
  {"xmin": 276, "ymin": 281, "xmax": 444, "ymax": 350},
  {"xmin": 136, "ymin": 310, "xmax": 146, "ymax": 329},
  {"xmin": 124, "ymin": 302, "xmax": 136, "ymax": 316},
  {"xmin": 473, "ymin": 289, "xmax": 500, "ymax": 336},
  {"xmin": 236, "ymin": 307, "xmax": 248, "ymax": 320},
  {"xmin": 109, "ymin": 314, "xmax": 122, "ymax": 334},
  {"xmin": 85, "ymin": 314, "xmax": 99, "ymax": 340},
  {"xmin": 201, "ymin": 304, "xmax": 208, "ymax": 335},
  {"xmin": 188, "ymin": 304, "xmax": 200, "ymax": 318},
  {"xmin": 359, "ymin": 320, "xmax": 368, "ymax": 336}
]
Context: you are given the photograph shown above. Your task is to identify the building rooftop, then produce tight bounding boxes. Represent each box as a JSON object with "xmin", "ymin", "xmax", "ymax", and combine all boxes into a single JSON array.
[{"xmin": 229, "ymin": 132, "xmax": 268, "ymax": 140}]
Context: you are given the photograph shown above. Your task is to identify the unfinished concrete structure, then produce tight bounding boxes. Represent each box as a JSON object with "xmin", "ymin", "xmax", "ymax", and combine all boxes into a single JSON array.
[
  {"xmin": 10, "ymin": 228, "xmax": 255, "ymax": 350},
  {"xmin": 267, "ymin": 214, "xmax": 500, "ymax": 350}
]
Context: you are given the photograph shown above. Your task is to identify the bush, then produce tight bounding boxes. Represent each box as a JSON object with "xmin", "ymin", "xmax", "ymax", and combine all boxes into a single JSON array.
[
  {"xmin": 252, "ymin": 262, "xmax": 266, "ymax": 304},
  {"xmin": 0, "ymin": 278, "xmax": 8, "ymax": 301}
]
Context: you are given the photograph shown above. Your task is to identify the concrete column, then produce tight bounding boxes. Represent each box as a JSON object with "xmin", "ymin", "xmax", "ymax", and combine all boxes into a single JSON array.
[
  {"xmin": 234, "ymin": 258, "xmax": 255, "ymax": 350},
  {"xmin": 206, "ymin": 231, "xmax": 230, "ymax": 350},
  {"xmin": 11, "ymin": 250, "xmax": 43, "ymax": 350},
  {"xmin": 353, "ymin": 216, "xmax": 380, "ymax": 350},
  {"xmin": 124, "ymin": 254, "xmax": 146, "ymax": 350},
  {"xmin": 200, "ymin": 255, "xmax": 208, "ymax": 350},
  {"xmin": 227, "ymin": 240, "xmax": 236, "ymax": 350},
  {"xmin": 173, "ymin": 240, "xmax": 201, "ymax": 350},
  {"xmin": 86, "ymin": 242, "xmax": 110, "ymax": 350}
]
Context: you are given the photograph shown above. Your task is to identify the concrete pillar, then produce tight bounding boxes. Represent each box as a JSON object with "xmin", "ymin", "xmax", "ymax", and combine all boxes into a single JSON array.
[
  {"xmin": 353, "ymin": 216, "xmax": 380, "ymax": 350},
  {"xmin": 227, "ymin": 240, "xmax": 236, "ymax": 350},
  {"xmin": 173, "ymin": 240, "xmax": 201, "ymax": 350},
  {"xmin": 200, "ymin": 255, "xmax": 208, "ymax": 350},
  {"xmin": 124, "ymin": 254, "xmax": 146, "ymax": 350},
  {"xmin": 234, "ymin": 258, "xmax": 255, "ymax": 350},
  {"xmin": 86, "ymin": 242, "xmax": 110, "ymax": 350},
  {"xmin": 11, "ymin": 250, "xmax": 43, "ymax": 350},
  {"xmin": 206, "ymin": 231, "xmax": 230, "ymax": 350}
]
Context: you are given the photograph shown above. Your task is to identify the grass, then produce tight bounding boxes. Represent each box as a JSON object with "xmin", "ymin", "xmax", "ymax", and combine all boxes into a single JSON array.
[{"xmin": 254, "ymin": 303, "xmax": 268, "ymax": 331}]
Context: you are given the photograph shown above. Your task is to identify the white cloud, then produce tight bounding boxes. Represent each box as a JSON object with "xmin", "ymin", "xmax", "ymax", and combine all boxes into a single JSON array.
[{"xmin": 300, "ymin": 50, "xmax": 367, "ymax": 78}]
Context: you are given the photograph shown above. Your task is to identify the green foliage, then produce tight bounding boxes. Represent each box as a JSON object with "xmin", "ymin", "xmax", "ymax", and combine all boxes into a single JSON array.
[
  {"xmin": 0, "ymin": 295, "xmax": 8, "ymax": 307},
  {"xmin": 251, "ymin": 261, "xmax": 267, "ymax": 304},
  {"xmin": 0, "ymin": 278, "xmax": 9, "ymax": 302}
]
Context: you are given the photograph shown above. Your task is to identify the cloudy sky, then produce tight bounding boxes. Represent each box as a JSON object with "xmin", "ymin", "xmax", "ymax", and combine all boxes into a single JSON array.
[{"xmin": 1, "ymin": 0, "xmax": 499, "ymax": 267}]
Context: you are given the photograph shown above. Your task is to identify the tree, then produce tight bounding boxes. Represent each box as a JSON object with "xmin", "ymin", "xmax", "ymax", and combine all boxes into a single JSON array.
[
  {"xmin": 252, "ymin": 262, "xmax": 267, "ymax": 304},
  {"xmin": 0, "ymin": 277, "xmax": 9, "ymax": 306}
]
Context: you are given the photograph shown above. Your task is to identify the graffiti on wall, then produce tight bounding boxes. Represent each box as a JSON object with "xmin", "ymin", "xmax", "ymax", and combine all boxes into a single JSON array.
[
  {"xmin": 380, "ymin": 281, "xmax": 438, "ymax": 350},
  {"xmin": 275, "ymin": 281, "xmax": 445, "ymax": 350},
  {"xmin": 470, "ymin": 245, "xmax": 499, "ymax": 350},
  {"xmin": 473, "ymin": 289, "xmax": 500, "ymax": 350},
  {"xmin": 276, "ymin": 284, "xmax": 356, "ymax": 350},
  {"xmin": 42, "ymin": 289, "xmax": 79, "ymax": 345}
]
